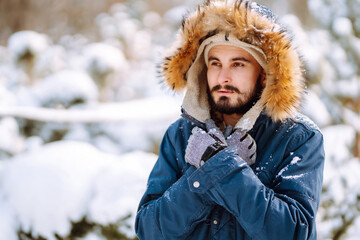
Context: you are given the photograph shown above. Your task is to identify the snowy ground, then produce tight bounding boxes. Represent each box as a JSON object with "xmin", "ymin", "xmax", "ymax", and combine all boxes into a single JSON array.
[{"xmin": 0, "ymin": 141, "xmax": 158, "ymax": 240}]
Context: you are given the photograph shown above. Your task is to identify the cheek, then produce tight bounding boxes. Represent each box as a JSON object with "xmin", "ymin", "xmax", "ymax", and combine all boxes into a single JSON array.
[
  {"xmin": 207, "ymin": 69, "xmax": 216, "ymax": 88},
  {"xmin": 231, "ymin": 73, "xmax": 258, "ymax": 92}
]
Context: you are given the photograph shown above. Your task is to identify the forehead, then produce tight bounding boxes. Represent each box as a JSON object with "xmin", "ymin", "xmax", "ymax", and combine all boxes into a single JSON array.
[{"xmin": 208, "ymin": 45, "xmax": 254, "ymax": 60}]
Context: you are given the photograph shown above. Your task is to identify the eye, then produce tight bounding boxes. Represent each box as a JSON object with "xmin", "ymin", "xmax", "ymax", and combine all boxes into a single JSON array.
[
  {"xmin": 209, "ymin": 61, "xmax": 221, "ymax": 67},
  {"xmin": 233, "ymin": 62, "xmax": 244, "ymax": 67}
]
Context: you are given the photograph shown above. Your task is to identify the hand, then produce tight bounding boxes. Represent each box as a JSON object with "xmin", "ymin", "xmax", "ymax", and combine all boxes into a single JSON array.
[
  {"xmin": 204, "ymin": 119, "xmax": 229, "ymax": 145},
  {"xmin": 185, "ymin": 119, "xmax": 228, "ymax": 168},
  {"xmin": 226, "ymin": 130, "xmax": 257, "ymax": 165}
]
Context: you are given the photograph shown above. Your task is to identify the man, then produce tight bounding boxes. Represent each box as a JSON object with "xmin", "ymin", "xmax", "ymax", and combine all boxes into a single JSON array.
[{"xmin": 135, "ymin": 0, "xmax": 325, "ymax": 239}]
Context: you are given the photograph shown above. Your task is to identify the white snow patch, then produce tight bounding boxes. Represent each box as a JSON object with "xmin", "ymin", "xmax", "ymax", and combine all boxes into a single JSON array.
[
  {"xmin": 0, "ymin": 117, "xmax": 24, "ymax": 157},
  {"xmin": 322, "ymin": 125, "xmax": 355, "ymax": 165},
  {"xmin": 83, "ymin": 43, "xmax": 128, "ymax": 75},
  {"xmin": 343, "ymin": 108, "xmax": 360, "ymax": 133},
  {"xmin": 164, "ymin": 5, "xmax": 189, "ymax": 27},
  {"xmin": 332, "ymin": 17, "xmax": 353, "ymax": 37},
  {"xmin": 328, "ymin": 42, "xmax": 357, "ymax": 79},
  {"xmin": 343, "ymin": 216, "xmax": 360, "ymax": 239},
  {"xmin": 293, "ymin": 113, "xmax": 321, "ymax": 132},
  {"xmin": 276, "ymin": 156, "xmax": 302, "ymax": 178},
  {"xmin": 34, "ymin": 45, "xmax": 66, "ymax": 77},
  {"xmin": 33, "ymin": 70, "xmax": 99, "ymax": 108},
  {"xmin": 0, "ymin": 141, "xmax": 157, "ymax": 239},
  {"xmin": 87, "ymin": 151, "xmax": 157, "ymax": 237},
  {"xmin": 282, "ymin": 173, "xmax": 305, "ymax": 180},
  {"xmin": 0, "ymin": 85, "xmax": 16, "ymax": 106},
  {"xmin": 7, "ymin": 31, "xmax": 49, "ymax": 60},
  {"xmin": 333, "ymin": 77, "xmax": 360, "ymax": 98},
  {"xmin": 80, "ymin": 233, "xmax": 106, "ymax": 240},
  {"xmin": 143, "ymin": 11, "xmax": 162, "ymax": 29},
  {"xmin": 290, "ymin": 156, "xmax": 301, "ymax": 165},
  {"xmin": 301, "ymin": 90, "xmax": 332, "ymax": 128},
  {"xmin": 0, "ymin": 196, "xmax": 17, "ymax": 240},
  {"xmin": 128, "ymin": 30, "xmax": 152, "ymax": 60}
]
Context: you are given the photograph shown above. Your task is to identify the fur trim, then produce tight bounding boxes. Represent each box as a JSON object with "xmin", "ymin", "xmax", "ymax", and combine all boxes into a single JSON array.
[{"xmin": 161, "ymin": 0, "xmax": 304, "ymax": 122}]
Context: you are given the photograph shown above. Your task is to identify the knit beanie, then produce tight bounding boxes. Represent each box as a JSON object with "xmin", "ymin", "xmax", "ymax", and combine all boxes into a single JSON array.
[{"xmin": 202, "ymin": 32, "xmax": 267, "ymax": 71}]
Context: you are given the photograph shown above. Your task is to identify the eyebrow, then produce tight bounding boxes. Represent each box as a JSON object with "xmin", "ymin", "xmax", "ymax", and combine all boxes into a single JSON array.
[
  {"xmin": 232, "ymin": 57, "xmax": 251, "ymax": 63},
  {"xmin": 208, "ymin": 56, "xmax": 251, "ymax": 63}
]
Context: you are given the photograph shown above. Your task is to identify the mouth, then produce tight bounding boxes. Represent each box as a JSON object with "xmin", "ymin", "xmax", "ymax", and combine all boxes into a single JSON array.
[
  {"xmin": 217, "ymin": 89, "xmax": 234, "ymax": 95},
  {"xmin": 211, "ymin": 85, "xmax": 240, "ymax": 95}
]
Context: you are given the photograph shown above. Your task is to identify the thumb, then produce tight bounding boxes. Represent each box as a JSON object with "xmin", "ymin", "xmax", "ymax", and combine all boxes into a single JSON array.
[
  {"xmin": 205, "ymin": 119, "xmax": 217, "ymax": 132},
  {"xmin": 223, "ymin": 125, "xmax": 233, "ymax": 138}
]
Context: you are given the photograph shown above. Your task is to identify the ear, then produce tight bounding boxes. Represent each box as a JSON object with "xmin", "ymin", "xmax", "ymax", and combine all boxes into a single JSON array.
[{"xmin": 260, "ymin": 70, "xmax": 266, "ymax": 88}]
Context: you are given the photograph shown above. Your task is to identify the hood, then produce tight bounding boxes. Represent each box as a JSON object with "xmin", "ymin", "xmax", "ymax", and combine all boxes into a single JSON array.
[{"xmin": 161, "ymin": 0, "xmax": 304, "ymax": 130}]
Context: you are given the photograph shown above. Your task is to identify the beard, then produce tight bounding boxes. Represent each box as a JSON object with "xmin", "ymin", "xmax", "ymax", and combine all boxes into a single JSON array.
[{"xmin": 207, "ymin": 77, "xmax": 263, "ymax": 115}]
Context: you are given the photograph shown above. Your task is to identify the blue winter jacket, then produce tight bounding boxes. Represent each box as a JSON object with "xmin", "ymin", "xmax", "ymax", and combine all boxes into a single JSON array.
[{"xmin": 135, "ymin": 112, "xmax": 325, "ymax": 240}]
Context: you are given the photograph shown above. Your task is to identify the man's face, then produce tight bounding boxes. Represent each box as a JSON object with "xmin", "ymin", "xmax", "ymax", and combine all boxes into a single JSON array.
[{"xmin": 207, "ymin": 45, "xmax": 264, "ymax": 115}]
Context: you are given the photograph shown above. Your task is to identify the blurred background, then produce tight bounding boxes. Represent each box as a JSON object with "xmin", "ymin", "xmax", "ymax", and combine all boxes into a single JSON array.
[{"xmin": 0, "ymin": 0, "xmax": 359, "ymax": 239}]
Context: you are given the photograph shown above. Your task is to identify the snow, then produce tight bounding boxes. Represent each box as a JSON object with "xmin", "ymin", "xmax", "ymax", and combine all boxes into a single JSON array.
[
  {"xmin": 143, "ymin": 11, "xmax": 162, "ymax": 29},
  {"xmin": 290, "ymin": 156, "xmax": 301, "ymax": 165},
  {"xmin": 0, "ymin": 117, "xmax": 24, "ymax": 158},
  {"xmin": 301, "ymin": 90, "xmax": 332, "ymax": 128},
  {"xmin": 88, "ymin": 151, "xmax": 157, "ymax": 224},
  {"xmin": 0, "ymin": 141, "xmax": 157, "ymax": 239},
  {"xmin": 276, "ymin": 156, "xmax": 302, "ymax": 178},
  {"xmin": 322, "ymin": 125, "xmax": 355, "ymax": 165},
  {"xmin": 128, "ymin": 30, "xmax": 152, "ymax": 60},
  {"xmin": 343, "ymin": 216, "xmax": 360, "ymax": 240},
  {"xmin": 7, "ymin": 31, "xmax": 49, "ymax": 61},
  {"xmin": 317, "ymin": 123, "xmax": 360, "ymax": 239},
  {"xmin": 0, "ymin": 197, "xmax": 17, "ymax": 240},
  {"xmin": 293, "ymin": 113, "xmax": 320, "ymax": 132},
  {"xmin": 332, "ymin": 17, "xmax": 353, "ymax": 37},
  {"xmin": 343, "ymin": 108, "xmax": 360, "ymax": 133},
  {"xmin": 163, "ymin": 5, "xmax": 189, "ymax": 27},
  {"xmin": 0, "ymin": 46, "xmax": 11, "ymax": 64},
  {"xmin": 0, "ymin": 64, "xmax": 30, "ymax": 89},
  {"xmin": 0, "ymin": 85, "xmax": 16, "ymax": 106},
  {"xmin": 81, "ymin": 233, "xmax": 106, "ymax": 240},
  {"xmin": 282, "ymin": 173, "xmax": 305, "ymax": 180},
  {"xmin": 83, "ymin": 43, "xmax": 128, "ymax": 75},
  {"xmin": 33, "ymin": 70, "xmax": 99, "ymax": 108},
  {"xmin": 308, "ymin": 0, "xmax": 349, "ymax": 27},
  {"xmin": 332, "ymin": 77, "xmax": 360, "ymax": 98},
  {"xmin": 327, "ymin": 42, "xmax": 357, "ymax": 79},
  {"xmin": 348, "ymin": 35, "xmax": 360, "ymax": 61},
  {"xmin": 34, "ymin": 45, "xmax": 66, "ymax": 78}
]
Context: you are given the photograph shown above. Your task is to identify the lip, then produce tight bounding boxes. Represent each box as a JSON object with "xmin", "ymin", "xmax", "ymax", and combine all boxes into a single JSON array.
[{"xmin": 217, "ymin": 90, "xmax": 234, "ymax": 95}]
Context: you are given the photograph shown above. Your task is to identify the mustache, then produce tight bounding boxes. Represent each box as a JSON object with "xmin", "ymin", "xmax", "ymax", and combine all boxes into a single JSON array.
[{"xmin": 210, "ymin": 85, "xmax": 241, "ymax": 94}]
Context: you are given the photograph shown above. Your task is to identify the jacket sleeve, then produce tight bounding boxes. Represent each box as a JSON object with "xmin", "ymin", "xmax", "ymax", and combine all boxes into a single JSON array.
[
  {"xmin": 135, "ymin": 124, "xmax": 214, "ymax": 240},
  {"xmin": 187, "ymin": 128, "xmax": 325, "ymax": 239}
]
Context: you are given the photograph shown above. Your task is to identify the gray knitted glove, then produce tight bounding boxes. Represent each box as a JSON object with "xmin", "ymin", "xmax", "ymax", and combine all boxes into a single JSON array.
[
  {"xmin": 226, "ymin": 130, "xmax": 257, "ymax": 165},
  {"xmin": 205, "ymin": 119, "xmax": 231, "ymax": 144},
  {"xmin": 185, "ymin": 127, "xmax": 215, "ymax": 168},
  {"xmin": 185, "ymin": 119, "xmax": 228, "ymax": 168}
]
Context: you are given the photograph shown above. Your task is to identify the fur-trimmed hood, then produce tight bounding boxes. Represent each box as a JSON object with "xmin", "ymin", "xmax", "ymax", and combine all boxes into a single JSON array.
[{"xmin": 161, "ymin": 0, "xmax": 304, "ymax": 129}]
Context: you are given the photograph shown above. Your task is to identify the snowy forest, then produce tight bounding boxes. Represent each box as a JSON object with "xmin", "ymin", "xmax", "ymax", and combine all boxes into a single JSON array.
[{"xmin": 0, "ymin": 0, "xmax": 359, "ymax": 239}]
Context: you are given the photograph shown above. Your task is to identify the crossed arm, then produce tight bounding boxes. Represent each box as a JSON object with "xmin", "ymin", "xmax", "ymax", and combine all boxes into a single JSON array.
[{"xmin": 135, "ymin": 122, "xmax": 324, "ymax": 240}]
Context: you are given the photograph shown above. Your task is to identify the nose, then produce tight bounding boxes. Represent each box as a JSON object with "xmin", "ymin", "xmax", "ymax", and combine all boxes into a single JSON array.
[{"xmin": 218, "ymin": 67, "xmax": 231, "ymax": 85}]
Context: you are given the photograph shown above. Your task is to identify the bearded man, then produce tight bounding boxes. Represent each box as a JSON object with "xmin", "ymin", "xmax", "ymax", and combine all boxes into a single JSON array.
[{"xmin": 135, "ymin": 1, "xmax": 325, "ymax": 239}]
